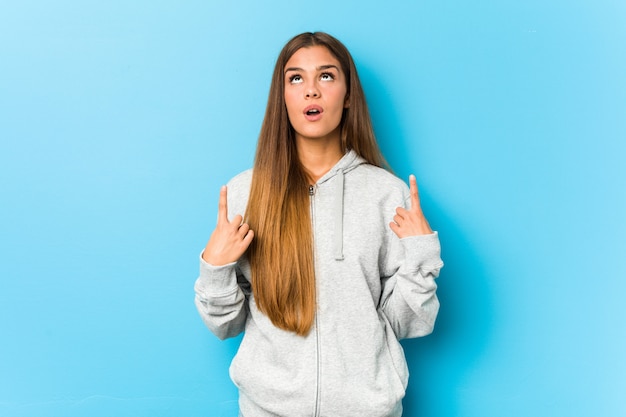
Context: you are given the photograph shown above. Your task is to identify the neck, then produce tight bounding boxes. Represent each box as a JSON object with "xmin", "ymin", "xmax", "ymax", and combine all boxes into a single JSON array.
[{"xmin": 296, "ymin": 135, "xmax": 343, "ymax": 184}]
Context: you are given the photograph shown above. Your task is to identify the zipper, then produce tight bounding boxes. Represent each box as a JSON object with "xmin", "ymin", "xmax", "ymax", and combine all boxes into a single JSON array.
[
  {"xmin": 309, "ymin": 184, "xmax": 321, "ymax": 417},
  {"xmin": 314, "ymin": 316, "xmax": 321, "ymax": 416}
]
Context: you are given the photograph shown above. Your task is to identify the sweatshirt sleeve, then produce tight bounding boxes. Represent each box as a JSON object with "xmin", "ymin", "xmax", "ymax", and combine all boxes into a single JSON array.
[
  {"xmin": 379, "ymin": 231, "xmax": 443, "ymax": 340},
  {"xmin": 194, "ymin": 254, "xmax": 249, "ymax": 340}
]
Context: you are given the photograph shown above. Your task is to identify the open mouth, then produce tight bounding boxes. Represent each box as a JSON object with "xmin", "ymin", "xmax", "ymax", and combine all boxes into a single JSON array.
[{"xmin": 304, "ymin": 106, "xmax": 323, "ymax": 118}]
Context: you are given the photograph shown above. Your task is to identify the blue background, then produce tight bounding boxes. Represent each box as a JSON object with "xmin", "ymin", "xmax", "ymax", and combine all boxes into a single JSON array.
[{"xmin": 1, "ymin": 1, "xmax": 625, "ymax": 416}]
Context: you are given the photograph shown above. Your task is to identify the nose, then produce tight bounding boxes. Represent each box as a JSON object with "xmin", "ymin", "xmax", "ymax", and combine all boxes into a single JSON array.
[{"xmin": 305, "ymin": 82, "xmax": 320, "ymax": 99}]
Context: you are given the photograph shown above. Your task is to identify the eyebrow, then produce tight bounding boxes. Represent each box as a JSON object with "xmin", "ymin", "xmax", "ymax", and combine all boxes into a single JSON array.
[{"xmin": 284, "ymin": 64, "xmax": 340, "ymax": 73}]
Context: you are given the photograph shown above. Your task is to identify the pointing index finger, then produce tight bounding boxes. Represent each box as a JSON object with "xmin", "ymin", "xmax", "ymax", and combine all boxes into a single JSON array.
[
  {"xmin": 409, "ymin": 174, "xmax": 420, "ymax": 210},
  {"xmin": 218, "ymin": 185, "xmax": 229, "ymax": 223}
]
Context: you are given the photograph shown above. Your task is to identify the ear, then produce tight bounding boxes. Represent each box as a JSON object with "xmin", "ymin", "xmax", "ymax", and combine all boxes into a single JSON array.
[{"xmin": 344, "ymin": 95, "xmax": 350, "ymax": 108}]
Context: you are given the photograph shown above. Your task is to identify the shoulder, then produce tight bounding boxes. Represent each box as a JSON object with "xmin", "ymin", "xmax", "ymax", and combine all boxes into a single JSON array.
[
  {"xmin": 350, "ymin": 164, "xmax": 410, "ymax": 204},
  {"xmin": 225, "ymin": 169, "xmax": 253, "ymax": 218},
  {"xmin": 227, "ymin": 169, "xmax": 253, "ymax": 189}
]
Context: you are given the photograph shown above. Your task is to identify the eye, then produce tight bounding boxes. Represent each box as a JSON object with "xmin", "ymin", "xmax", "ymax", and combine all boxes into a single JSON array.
[
  {"xmin": 289, "ymin": 74, "xmax": 303, "ymax": 84},
  {"xmin": 320, "ymin": 72, "xmax": 335, "ymax": 81}
]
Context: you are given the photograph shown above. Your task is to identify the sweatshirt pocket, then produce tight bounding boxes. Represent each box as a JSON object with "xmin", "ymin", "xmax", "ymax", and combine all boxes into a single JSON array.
[
  {"xmin": 228, "ymin": 304, "xmax": 318, "ymax": 416},
  {"xmin": 319, "ymin": 311, "xmax": 408, "ymax": 416},
  {"xmin": 380, "ymin": 313, "xmax": 410, "ymax": 391}
]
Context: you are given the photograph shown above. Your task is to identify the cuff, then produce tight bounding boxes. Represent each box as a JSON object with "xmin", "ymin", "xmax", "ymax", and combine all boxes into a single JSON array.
[
  {"xmin": 400, "ymin": 231, "xmax": 443, "ymax": 271},
  {"xmin": 196, "ymin": 251, "xmax": 239, "ymax": 295}
]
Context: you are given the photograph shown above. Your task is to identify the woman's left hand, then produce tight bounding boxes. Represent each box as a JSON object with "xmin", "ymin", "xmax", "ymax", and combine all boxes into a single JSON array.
[{"xmin": 389, "ymin": 174, "xmax": 433, "ymax": 238}]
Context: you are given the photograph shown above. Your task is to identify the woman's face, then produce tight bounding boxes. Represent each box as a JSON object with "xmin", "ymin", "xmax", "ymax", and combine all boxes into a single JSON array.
[{"xmin": 284, "ymin": 46, "xmax": 348, "ymax": 146}]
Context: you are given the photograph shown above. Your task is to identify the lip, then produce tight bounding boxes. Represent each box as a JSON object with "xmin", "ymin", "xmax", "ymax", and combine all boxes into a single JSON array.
[{"xmin": 303, "ymin": 105, "xmax": 323, "ymax": 121}]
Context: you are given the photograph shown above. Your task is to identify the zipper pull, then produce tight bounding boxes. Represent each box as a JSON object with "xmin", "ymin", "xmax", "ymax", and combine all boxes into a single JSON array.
[{"xmin": 309, "ymin": 185, "xmax": 315, "ymax": 196}]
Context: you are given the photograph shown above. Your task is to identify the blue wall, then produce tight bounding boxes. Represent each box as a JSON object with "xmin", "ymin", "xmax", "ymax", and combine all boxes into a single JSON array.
[{"xmin": 1, "ymin": 1, "xmax": 625, "ymax": 416}]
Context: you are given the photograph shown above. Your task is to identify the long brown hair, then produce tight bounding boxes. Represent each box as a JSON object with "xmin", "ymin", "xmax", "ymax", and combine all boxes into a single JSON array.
[{"xmin": 245, "ymin": 32, "xmax": 385, "ymax": 335}]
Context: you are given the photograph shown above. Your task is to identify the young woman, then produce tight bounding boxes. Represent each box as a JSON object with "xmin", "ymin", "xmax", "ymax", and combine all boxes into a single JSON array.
[{"xmin": 195, "ymin": 32, "xmax": 443, "ymax": 417}]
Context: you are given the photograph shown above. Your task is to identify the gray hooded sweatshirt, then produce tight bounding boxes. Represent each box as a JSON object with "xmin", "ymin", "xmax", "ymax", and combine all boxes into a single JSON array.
[{"xmin": 195, "ymin": 150, "xmax": 443, "ymax": 417}]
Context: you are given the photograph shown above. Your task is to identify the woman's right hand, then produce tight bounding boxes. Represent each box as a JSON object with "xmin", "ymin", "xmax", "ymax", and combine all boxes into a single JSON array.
[{"xmin": 202, "ymin": 186, "xmax": 254, "ymax": 266}]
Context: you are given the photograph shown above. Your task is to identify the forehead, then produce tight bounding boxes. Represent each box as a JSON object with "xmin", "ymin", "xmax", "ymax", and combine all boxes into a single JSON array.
[{"xmin": 284, "ymin": 45, "xmax": 341, "ymax": 71}]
